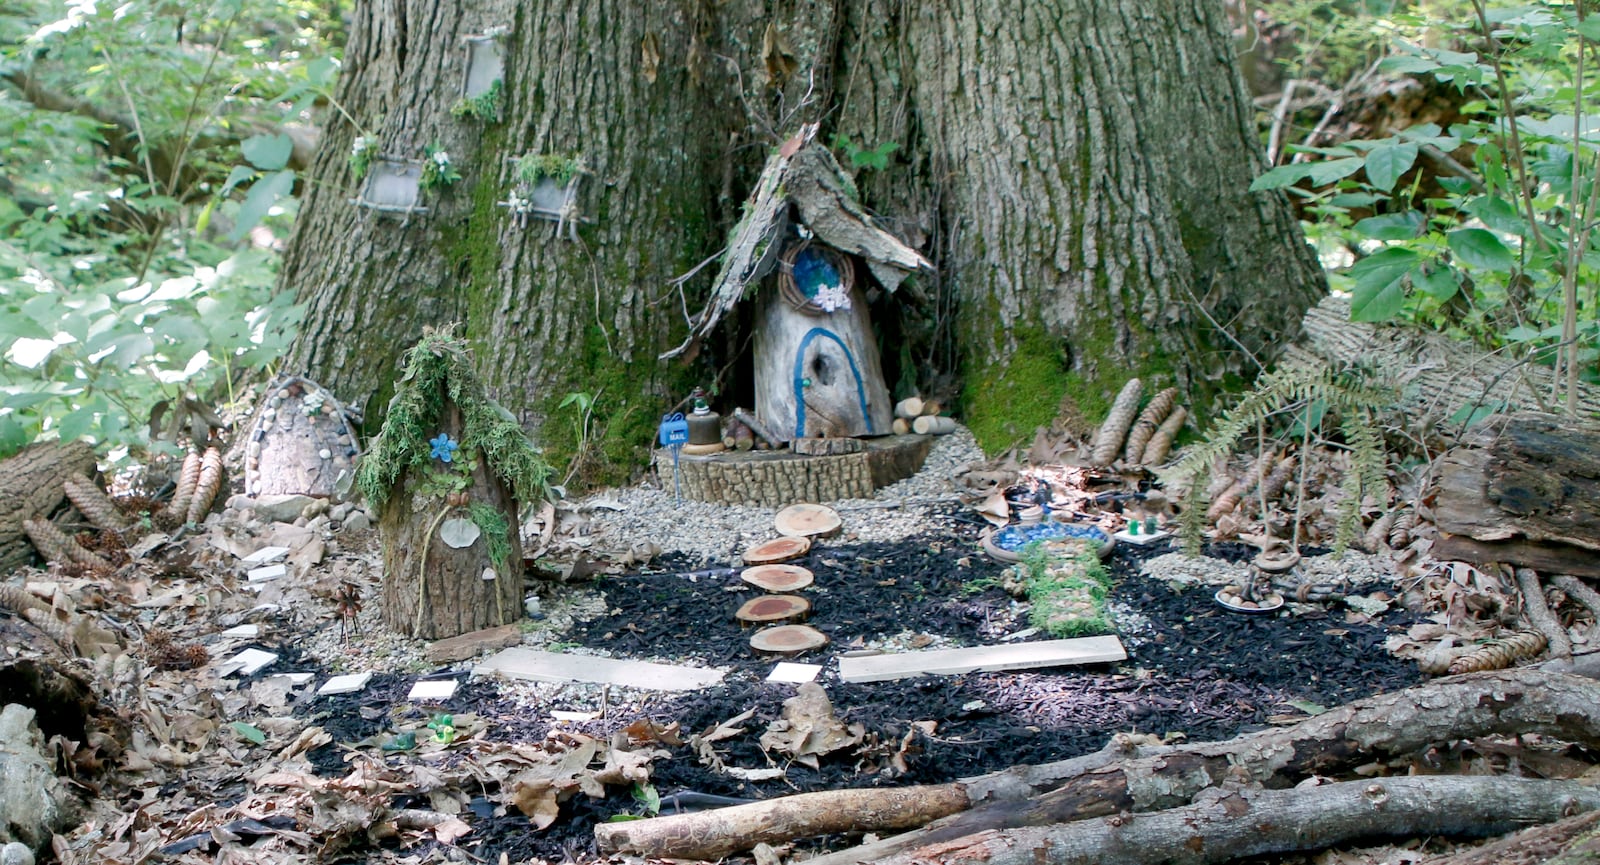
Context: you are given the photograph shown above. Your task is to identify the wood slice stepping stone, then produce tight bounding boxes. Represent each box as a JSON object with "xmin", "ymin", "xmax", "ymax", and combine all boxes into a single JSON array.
[
  {"xmin": 743, "ymin": 535, "xmax": 811, "ymax": 565},
  {"xmin": 741, "ymin": 564, "xmax": 814, "ymax": 592},
  {"xmin": 736, "ymin": 594, "xmax": 812, "ymax": 625},
  {"xmin": 775, "ymin": 503, "xmax": 842, "ymax": 538},
  {"xmin": 750, "ymin": 624, "xmax": 829, "ymax": 656}
]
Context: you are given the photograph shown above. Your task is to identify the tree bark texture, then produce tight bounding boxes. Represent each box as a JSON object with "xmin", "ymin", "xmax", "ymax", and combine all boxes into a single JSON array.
[
  {"xmin": 281, "ymin": 0, "xmax": 1324, "ymax": 473},
  {"xmin": 377, "ymin": 403, "xmax": 524, "ymax": 640},
  {"xmin": 875, "ymin": 777, "xmax": 1600, "ymax": 865},
  {"xmin": 1432, "ymin": 412, "xmax": 1600, "ymax": 551},
  {"xmin": 0, "ymin": 441, "xmax": 96, "ymax": 576}
]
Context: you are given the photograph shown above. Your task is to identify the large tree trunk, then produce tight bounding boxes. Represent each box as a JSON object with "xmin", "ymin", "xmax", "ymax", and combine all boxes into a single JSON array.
[{"xmin": 280, "ymin": 0, "xmax": 1323, "ymax": 474}]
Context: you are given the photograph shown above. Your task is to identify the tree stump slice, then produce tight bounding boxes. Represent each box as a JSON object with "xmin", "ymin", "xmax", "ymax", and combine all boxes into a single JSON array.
[
  {"xmin": 775, "ymin": 503, "xmax": 842, "ymax": 538},
  {"xmin": 792, "ymin": 437, "xmax": 864, "ymax": 456},
  {"xmin": 654, "ymin": 434, "xmax": 931, "ymax": 506},
  {"xmin": 736, "ymin": 594, "xmax": 812, "ymax": 625},
  {"xmin": 0, "ymin": 441, "xmax": 96, "ymax": 575},
  {"xmin": 744, "ymin": 536, "xmax": 811, "ymax": 565},
  {"xmin": 741, "ymin": 564, "xmax": 814, "ymax": 592},
  {"xmin": 750, "ymin": 624, "xmax": 828, "ymax": 656}
]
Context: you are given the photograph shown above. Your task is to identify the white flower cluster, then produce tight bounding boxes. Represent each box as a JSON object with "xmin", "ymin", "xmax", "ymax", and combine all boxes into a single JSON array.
[
  {"xmin": 814, "ymin": 284, "xmax": 852, "ymax": 313},
  {"xmin": 350, "ymin": 136, "xmax": 370, "ymax": 156},
  {"xmin": 432, "ymin": 150, "xmax": 452, "ymax": 167}
]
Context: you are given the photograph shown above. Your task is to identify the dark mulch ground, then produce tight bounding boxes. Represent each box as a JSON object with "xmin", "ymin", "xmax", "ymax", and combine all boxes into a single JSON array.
[{"xmin": 291, "ymin": 509, "xmax": 1424, "ymax": 863}]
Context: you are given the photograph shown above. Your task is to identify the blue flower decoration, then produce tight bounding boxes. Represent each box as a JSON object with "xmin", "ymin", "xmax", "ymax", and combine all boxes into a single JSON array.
[{"xmin": 429, "ymin": 433, "xmax": 460, "ymax": 463}]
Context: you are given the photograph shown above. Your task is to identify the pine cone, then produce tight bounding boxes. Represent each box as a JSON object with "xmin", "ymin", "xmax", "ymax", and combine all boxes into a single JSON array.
[
  {"xmin": 63, "ymin": 476, "xmax": 132, "ymax": 531},
  {"xmin": 164, "ymin": 449, "xmax": 203, "ymax": 523},
  {"xmin": 1139, "ymin": 406, "xmax": 1187, "ymax": 467},
  {"xmin": 186, "ymin": 447, "xmax": 224, "ymax": 525},
  {"xmin": 1123, "ymin": 387, "xmax": 1177, "ymax": 464},
  {"xmin": 1446, "ymin": 631, "xmax": 1549, "ymax": 674},
  {"xmin": 22, "ymin": 607, "xmax": 74, "ymax": 653},
  {"xmin": 1259, "ymin": 455, "xmax": 1298, "ymax": 502},
  {"xmin": 23, "ymin": 517, "xmax": 112, "ymax": 571},
  {"xmin": 1091, "ymin": 378, "xmax": 1143, "ymax": 466},
  {"xmin": 0, "ymin": 584, "xmax": 52, "ymax": 616}
]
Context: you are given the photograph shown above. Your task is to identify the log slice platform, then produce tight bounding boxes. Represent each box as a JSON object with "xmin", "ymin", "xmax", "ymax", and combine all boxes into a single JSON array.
[{"xmin": 655, "ymin": 434, "xmax": 932, "ymax": 506}]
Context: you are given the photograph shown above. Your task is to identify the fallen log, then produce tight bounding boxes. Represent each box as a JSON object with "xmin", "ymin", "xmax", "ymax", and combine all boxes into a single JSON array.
[
  {"xmin": 592, "ymin": 784, "xmax": 968, "ymax": 860},
  {"xmin": 1420, "ymin": 809, "xmax": 1600, "ymax": 865},
  {"xmin": 873, "ymin": 777, "xmax": 1600, "ymax": 865},
  {"xmin": 1431, "ymin": 412, "xmax": 1600, "ymax": 575},
  {"xmin": 0, "ymin": 441, "xmax": 96, "ymax": 575},
  {"xmin": 801, "ymin": 670, "xmax": 1600, "ymax": 865}
]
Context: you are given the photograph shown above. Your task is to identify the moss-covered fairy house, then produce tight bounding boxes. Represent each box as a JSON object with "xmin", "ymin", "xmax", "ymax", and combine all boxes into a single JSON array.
[{"xmin": 357, "ymin": 329, "xmax": 551, "ymax": 639}]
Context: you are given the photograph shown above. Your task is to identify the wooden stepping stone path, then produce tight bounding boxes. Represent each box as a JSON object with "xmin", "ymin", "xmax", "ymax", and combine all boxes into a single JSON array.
[
  {"xmin": 743, "ymin": 535, "xmax": 810, "ymax": 565},
  {"xmin": 751, "ymin": 624, "xmax": 829, "ymax": 656},
  {"xmin": 741, "ymin": 512, "xmax": 831, "ymax": 656},
  {"xmin": 774, "ymin": 503, "xmax": 842, "ymax": 538},
  {"xmin": 736, "ymin": 594, "xmax": 811, "ymax": 625},
  {"xmin": 741, "ymin": 564, "xmax": 814, "ymax": 592}
]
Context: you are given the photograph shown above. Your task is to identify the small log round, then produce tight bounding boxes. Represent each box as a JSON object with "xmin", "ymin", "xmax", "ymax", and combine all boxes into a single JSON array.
[
  {"xmin": 681, "ymin": 442, "xmax": 726, "ymax": 455},
  {"xmin": 894, "ymin": 397, "xmax": 924, "ymax": 419},
  {"xmin": 741, "ymin": 564, "xmax": 815, "ymax": 592},
  {"xmin": 750, "ymin": 624, "xmax": 828, "ymax": 656},
  {"xmin": 736, "ymin": 594, "xmax": 812, "ymax": 625},
  {"xmin": 775, "ymin": 503, "xmax": 842, "ymax": 538},
  {"xmin": 912, "ymin": 416, "xmax": 957, "ymax": 435},
  {"xmin": 744, "ymin": 536, "xmax": 811, "ymax": 565}
]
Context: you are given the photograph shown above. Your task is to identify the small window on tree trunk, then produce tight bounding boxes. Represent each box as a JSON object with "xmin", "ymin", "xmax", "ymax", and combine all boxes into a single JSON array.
[{"xmin": 352, "ymin": 159, "xmax": 427, "ymax": 215}]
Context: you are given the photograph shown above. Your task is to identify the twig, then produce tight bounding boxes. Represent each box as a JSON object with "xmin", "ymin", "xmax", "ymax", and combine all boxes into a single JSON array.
[
  {"xmin": 1516, "ymin": 567, "xmax": 1573, "ymax": 659},
  {"xmin": 1267, "ymin": 80, "xmax": 1300, "ymax": 165},
  {"xmin": 1552, "ymin": 575, "xmax": 1600, "ymax": 626}
]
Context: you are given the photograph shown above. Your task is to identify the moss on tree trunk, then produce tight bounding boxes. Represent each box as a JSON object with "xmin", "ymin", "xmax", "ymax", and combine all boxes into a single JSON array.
[{"xmin": 281, "ymin": 0, "xmax": 1324, "ymax": 473}]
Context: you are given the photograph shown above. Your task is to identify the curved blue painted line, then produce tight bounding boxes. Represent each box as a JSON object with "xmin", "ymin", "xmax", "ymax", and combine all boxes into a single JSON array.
[{"xmin": 792, "ymin": 326, "xmax": 874, "ymax": 438}]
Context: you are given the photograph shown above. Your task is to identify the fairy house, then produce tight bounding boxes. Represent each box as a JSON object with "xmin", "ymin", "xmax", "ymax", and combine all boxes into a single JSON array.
[
  {"xmin": 357, "ymin": 331, "xmax": 551, "ymax": 640},
  {"xmin": 662, "ymin": 123, "xmax": 931, "ymax": 443}
]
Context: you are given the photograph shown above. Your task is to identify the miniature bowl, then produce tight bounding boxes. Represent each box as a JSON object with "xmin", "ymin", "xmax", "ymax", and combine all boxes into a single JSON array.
[{"xmin": 982, "ymin": 522, "xmax": 1114, "ymax": 563}]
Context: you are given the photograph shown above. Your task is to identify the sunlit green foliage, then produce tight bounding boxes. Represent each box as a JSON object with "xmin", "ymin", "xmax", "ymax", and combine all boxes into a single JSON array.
[
  {"xmin": 1255, "ymin": 2, "xmax": 1600, "ymax": 408},
  {"xmin": 0, "ymin": 0, "xmax": 344, "ymax": 460}
]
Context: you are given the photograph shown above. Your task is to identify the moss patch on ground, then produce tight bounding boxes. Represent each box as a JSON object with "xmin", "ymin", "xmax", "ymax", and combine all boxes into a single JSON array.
[{"xmin": 1016, "ymin": 542, "xmax": 1115, "ymax": 638}]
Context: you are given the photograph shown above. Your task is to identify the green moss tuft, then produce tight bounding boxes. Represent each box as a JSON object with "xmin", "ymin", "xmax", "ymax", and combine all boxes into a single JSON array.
[
  {"xmin": 467, "ymin": 500, "xmax": 512, "ymax": 571},
  {"xmin": 357, "ymin": 330, "xmax": 552, "ymax": 512},
  {"xmin": 1017, "ymin": 542, "xmax": 1115, "ymax": 638},
  {"xmin": 961, "ymin": 326, "xmax": 1072, "ymax": 455}
]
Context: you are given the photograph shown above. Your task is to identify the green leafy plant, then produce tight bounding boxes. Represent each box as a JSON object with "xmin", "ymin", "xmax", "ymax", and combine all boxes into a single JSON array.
[
  {"xmin": 830, "ymin": 133, "xmax": 900, "ymax": 171},
  {"xmin": 606, "ymin": 782, "xmax": 662, "ymax": 822},
  {"xmin": 1253, "ymin": 4, "xmax": 1600, "ymax": 415},
  {"xmin": 1162, "ymin": 365, "xmax": 1394, "ymax": 555},
  {"xmin": 451, "ymin": 79, "xmax": 503, "ymax": 123},
  {"xmin": 421, "ymin": 144, "xmax": 462, "ymax": 191},
  {"xmin": 1016, "ymin": 542, "xmax": 1114, "ymax": 638},
  {"xmin": 513, "ymin": 152, "xmax": 583, "ymax": 186},
  {"xmin": 349, "ymin": 135, "xmax": 380, "ymax": 181}
]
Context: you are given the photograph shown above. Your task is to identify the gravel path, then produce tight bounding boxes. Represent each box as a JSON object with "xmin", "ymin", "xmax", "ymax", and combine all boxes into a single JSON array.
[{"xmin": 574, "ymin": 428, "xmax": 987, "ymax": 562}]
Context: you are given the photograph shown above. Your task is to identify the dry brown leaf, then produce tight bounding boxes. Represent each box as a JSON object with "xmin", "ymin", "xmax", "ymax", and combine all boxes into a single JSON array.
[
  {"xmin": 758, "ymin": 682, "xmax": 864, "ymax": 768},
  {"xmin": 512, "ymin": 782, "xmax": 561, "ymax": 830}
]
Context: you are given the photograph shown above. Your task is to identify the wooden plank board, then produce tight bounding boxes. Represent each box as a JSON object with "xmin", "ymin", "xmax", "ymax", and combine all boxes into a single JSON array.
[
  {"xmin": 473, "ymin": 647, "xmax": 725, "ymax": 691},
  {"xmin": 837, "ymin": 636, "xmax": 1127, "ymax": 683}
]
